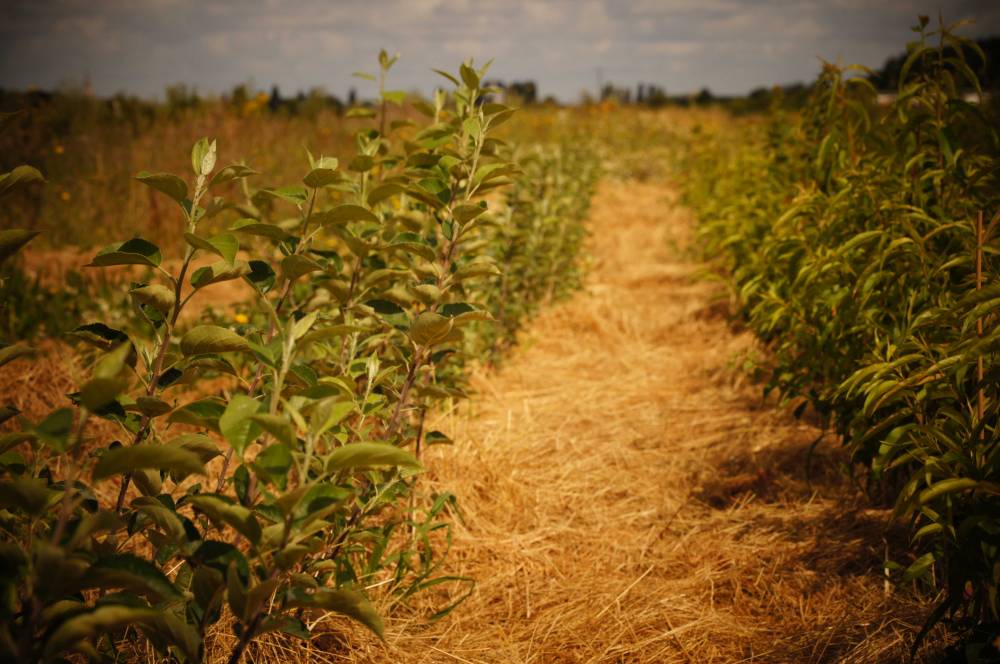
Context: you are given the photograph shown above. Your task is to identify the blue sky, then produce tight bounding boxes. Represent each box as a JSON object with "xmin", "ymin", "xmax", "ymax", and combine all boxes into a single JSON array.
[{"xmin": 1, "ymin": 0, "xmax": 998, "ymax": 101}]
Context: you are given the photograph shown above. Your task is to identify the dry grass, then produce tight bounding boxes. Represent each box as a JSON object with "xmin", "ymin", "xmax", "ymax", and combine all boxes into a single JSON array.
[
  {"xmin": 2, "ymin": 177, "xmax": 951, "ymax": 662},
  {"xmin": 273, "ymin": 179, "xmax": 948, "ymax": 663}
]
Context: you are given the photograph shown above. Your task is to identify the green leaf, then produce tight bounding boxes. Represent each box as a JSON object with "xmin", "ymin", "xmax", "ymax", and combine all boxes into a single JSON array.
[
  {"xmin": 919, "ymin": 478, "xmax": 978, "ymax": 504},
  {"xmin": 425, "ymin": 430, "xmax": 453, "ymax": 446},
  {"xmin": 303, "ymin": 166, "xmax": 340, "ymax": 188},
  {"xmin": 259, "ymin": 185, "xmax": 308, "ymax": 204},
  {"xmin": 180, "ymin": 325, "xmax": 250, "ymax": 356},
  {"xmin": 0, "ymin": 342, "xmax": 34, "ymax": 368},
  {"xmin": 0, "ymin": 405, "xmax": 20, "ymax": 427},
  {"xmin": 0, "ymin": 165, "xmax": 44, "ymax": 198},
  {"xmin": 132, "ymin": 496, "xmax": 187, "ymax": 544},
  {"xmin": 87, "ymin": 238, "xmax": 162, "ymax": 268},
  {"xmin": 93, "ymin": 444, "xmax": 205, "ymax": 481},
  {"xmin": 364, "ymin": 299, "xmax": 406, "ymax": 316},
  {"xmin": 367, "ymin": 183, "xmax": 406, "ymax": 206},
  {"xmin": 183, "ymin": 232, "xmax": 238, "ymax": 264},
  {"xmin": 230, "ymin": 219, "xmax": 290, "ymax": 241},
  {"xmin": 346, "ymin": 107, "xmax": 376, "ymax": 119},
  {"xmin": 382, "ymin": 90, "xmax": 407, "ymax": 106},
  {"xmin": 901, "ymin": 551, "xmax": 936, "ymax": 582},
  {"xmin": 453, "ymin": 202, "xmax": 486, "ymax": 224},
  {"xmin": 286, "ymin": 587, "xmax": 384, "ymax": 639},
  {"xmin": 191, "ymin": 137, "xmax": 217, "ymax": 176},
  {"xmin": 89, "ymin": 554, "xmax": 182, "ymax": 600},
  {"xmin": 484, "ymin": 102, "xmax": 516, "ymax": 127},
  {"xmin": 249, "ymin": 414, "xmax": 296, "ymax": 447},
  {"xmin": 42, "ymin": 605, "xmax": 159, "ymax": 658},
  {"xmin": 190, "ymin": 259, "xmax": 251, "ymax": 289},
  {"xmin": 281, "ymin": 254, "xmax": 323, "ymax": 281},
  {"xmin": 68, "ymin": 509, "xmax": 124, "ymax": 548},
  {"xmin": 129, "ymin": 284, "xmax": 176, "ymax": 315},
  {"xmin": 412, "ymin": 99, "xmax": 436, "ymax": 117},
  {"xmin": 454, "ymin": 258, "xmax": 501, "ymax": 280},
  {"xmin": 191, "ymin": 564, "xmax": 225, "ymax": 615},
  {"xmin": 290, "ymin": 311, "xmax": 319, "ymax": 342},
  {"xmin": 209, "ymin": 163, "xmax": 258, "ymax": 188},
  {"xmin": 243, "ymin": 577, "xmax": 281, "ymax": 624},
  {"xmin": 94, "ymin": 342, "xmax": 132, "ymax": 380},
  {"xmin": 187, "ymin": 495, "xmax": 261, "ymax": 544},
  {"xmin": 463, "ymin": 117, "xmax": 482, "ymax": 140},
  {"xmin": 219, "ymin": 395, "xmax": 263, "ymax": 457},
  {"xmin": 140, "ymin": 610, "xmax": 202, "ymax": 663},
  {"xmin": 168, "ymin": 433, "xmax": 222, "ymax": 464},
  {"xmin": 135, "ymin": 396, "xmax": 173, "ymax": 417},
  {"xmin": 410, "ymin": 311, "xmax": 453, "ymax": 346},
  {"xmin": 168, "ymin": 398, "xmax": 226, "ymax": 430},
  {"xmin": 33, "ymin": 408, "xmax": 74, "ymax": 451},
  {"xmin": 227, "ymin": 561, "xmax": 247, "ymax": 619},
  {"xmin": 69, "ymin": 323, "xmax": 128, "ymax": 351},
  {"xmin": 326, "ymin": 442, "xmax": 420, "ymax": 472},
  {"xmin": 135, "ymin": 171, "xmax": 188, "ymax": 204},
  {"xmin": 80, "ymin": 376, "xmax": 127, "ymax": 412},
  {"xmin": 433, "ymin": 69, "xmax": 460, "ymax": 86},
  {"xmin": 0, "ymin": 229, "xmax": 41, "ymax": 265},
  {"xmin": 245, "ymin": 260, "xmax": 277, "ymax": 292},
  {"xmin": 133, "ymin": 468, "xmax": 162, "ymax": 496},
  {"xmin": 251, "ymin": 442, "xmax": 292, "ymax": 489},
  {"xmin": 309, "ymin": 399, "xmax": 355, "ymax": 437},
  {"xmin": 459, "ymin": 63, "xmax": 480, "ymax": 89},
  {"xmin": 348, "ymin": 155, "xmax": 376, "ymax": 172},
  {"xmin": 312, "ymin": 204, "xmax": 379, "ymax": 226},
  {"xmin": 0, "ymin": 477, "xmax": 56, "ymax": 516},
  {"xmin": 257, "ymin": 615, "xmax": 310, "ymax": 640}
]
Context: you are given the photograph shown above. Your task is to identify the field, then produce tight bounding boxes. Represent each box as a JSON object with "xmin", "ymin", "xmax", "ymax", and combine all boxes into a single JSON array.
[{"xmin": 1, "ymin": 20, "xmax": 999, "ymax": 664}]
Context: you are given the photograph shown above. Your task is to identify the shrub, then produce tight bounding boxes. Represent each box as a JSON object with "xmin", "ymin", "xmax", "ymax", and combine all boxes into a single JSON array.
[
  {"xmin": 0, "ymin": 54, "xmax": 596, "ymax": 662},
  {"xmin": 679, "ymin": 16, "xmax": 1000, "ymax": 652}
]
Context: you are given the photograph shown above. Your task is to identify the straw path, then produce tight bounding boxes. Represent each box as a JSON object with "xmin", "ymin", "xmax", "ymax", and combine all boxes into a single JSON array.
[{"xmin": 335, "ymin": 178, "xmax": 944, "ymax": 663}]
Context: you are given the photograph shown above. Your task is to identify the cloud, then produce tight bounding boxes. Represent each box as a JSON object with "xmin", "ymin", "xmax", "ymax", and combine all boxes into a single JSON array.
[{"xmin": 0, "ymin": 0, "xmax": 997, "ymax": 101}]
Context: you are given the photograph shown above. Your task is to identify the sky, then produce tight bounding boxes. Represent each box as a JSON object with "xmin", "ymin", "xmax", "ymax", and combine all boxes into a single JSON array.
[{"xmin": 1, "ymin": 0, "xmax": 998, "ymax": 102}]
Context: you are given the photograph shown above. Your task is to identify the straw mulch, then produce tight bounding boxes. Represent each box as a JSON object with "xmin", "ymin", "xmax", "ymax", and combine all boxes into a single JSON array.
[{"xmin": 311, "ymin": 179, "xmax": 947, "ymax": 663}]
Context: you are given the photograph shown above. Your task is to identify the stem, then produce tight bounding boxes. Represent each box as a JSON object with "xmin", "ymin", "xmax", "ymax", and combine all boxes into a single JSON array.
[
  {"xmin": 51, "ymin": 412, "xmax": 90, "ymax": 543},
  {"xmin": 408, "ymin": 408, "xmax": 427, "ymax": 543},
  {"xmin": 117, "ymin": 247, "xmax": 196, "ymax": 511},
  {"xmin": 226, "ymin": 612, "xmax": 264, "ymax": 664},
  {"xmin": 976, "ymin": 210, "xmax": 985, "ymax": 440},
  {"xmin": 378, "ymin": 65, "xmax": 387, "ymax": 139},
  {"xmin": 215, "ymin": 276, "xmax": 295, "ymax": 493},
  {"xmin": 386, "ymin": 348, "xmax": 424, "ymax": 438}
]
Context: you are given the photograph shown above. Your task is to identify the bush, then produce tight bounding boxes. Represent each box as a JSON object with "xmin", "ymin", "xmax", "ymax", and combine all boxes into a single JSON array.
[
  {"xmin": 0, "ymin": 54, "xmax": 596, "ymax": 662},
  {"xmin": 679, "ymin": 16, "xmax": 1000, "ymax": 652}
]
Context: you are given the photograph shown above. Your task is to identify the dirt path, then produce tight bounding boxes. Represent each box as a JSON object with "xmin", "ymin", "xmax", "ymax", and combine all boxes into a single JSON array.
[{"xmin": 339, "ymin": 179, "xmax": 936, "ymax": 663}]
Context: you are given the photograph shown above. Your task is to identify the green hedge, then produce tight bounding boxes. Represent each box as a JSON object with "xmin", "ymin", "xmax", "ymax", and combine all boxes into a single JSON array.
[{"xmin": 679, "ymin": 17, "xmax": 1000, "ymax": 652}]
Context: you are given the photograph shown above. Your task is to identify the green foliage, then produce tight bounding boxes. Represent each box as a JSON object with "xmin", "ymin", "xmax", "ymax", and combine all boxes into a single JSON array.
[
  {"xmin": 0, "ymin": 55, "xmax": 596, "ymax": 662},
  {"xmin": 680, "ymin": 16, "xmax": 1000, "ymax": 645}
]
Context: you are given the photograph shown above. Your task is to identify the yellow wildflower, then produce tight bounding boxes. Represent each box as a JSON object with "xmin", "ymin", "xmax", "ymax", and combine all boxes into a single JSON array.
[
  {"xmin": 234, "ymin": 313, "xmax": 249, "ymax": 324},
  {"xmin": 54, "ymin": 144, "xmax": 65, "ymax": 155},
  {"xmin": 60, "ymin": 191, "xmax": 70, "ymax": 202}
]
